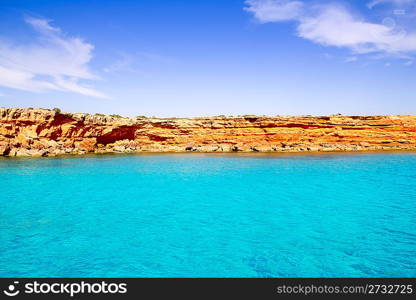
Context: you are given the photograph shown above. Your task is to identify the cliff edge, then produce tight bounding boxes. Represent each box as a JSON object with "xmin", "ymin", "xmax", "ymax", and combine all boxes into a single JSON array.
[{"xmin": 1, "ymin": 108, "xmax": 416, "ymax": 157}]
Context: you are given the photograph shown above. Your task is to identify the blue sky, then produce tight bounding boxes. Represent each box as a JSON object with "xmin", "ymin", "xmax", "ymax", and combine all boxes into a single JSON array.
[{"xmin": 0, "ymin": 0, "xmax": 415, "ymax": 116}]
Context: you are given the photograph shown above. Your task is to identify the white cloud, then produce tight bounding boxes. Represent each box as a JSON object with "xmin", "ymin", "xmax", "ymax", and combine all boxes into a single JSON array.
[
  {"xmin": 244, "ymin": 0, "xmax": 304, "ymax": 22},
  {"xmin": 0, "ymin": 17, "xmax": 106, "ymax": 98},
  {"xmin": 245, "ymin": 0, "xmax": 416, "ymax": 57},
  {"xmin": 297, "ymin": 5, "xmax": 416, "ymax": 54}
]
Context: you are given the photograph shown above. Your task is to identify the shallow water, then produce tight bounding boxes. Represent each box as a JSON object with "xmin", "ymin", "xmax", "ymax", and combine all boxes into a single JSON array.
[{"xmin": 0, "ymin": 152, "xmax": 415, "ymax": 277}]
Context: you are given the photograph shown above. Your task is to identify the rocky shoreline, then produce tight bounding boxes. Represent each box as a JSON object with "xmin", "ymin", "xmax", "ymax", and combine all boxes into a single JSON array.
[{"xmin": 1, "ymin": 108, "xmax": 416, "ymax": 157}]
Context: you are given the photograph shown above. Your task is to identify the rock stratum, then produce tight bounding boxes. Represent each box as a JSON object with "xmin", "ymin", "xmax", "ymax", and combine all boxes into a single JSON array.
[{"xmin": 1, "ymin": 108, "xmax": 416, "ymax": 157}]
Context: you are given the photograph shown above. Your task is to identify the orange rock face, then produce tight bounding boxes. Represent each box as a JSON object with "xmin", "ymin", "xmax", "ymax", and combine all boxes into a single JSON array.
[{"xmin": 1, "ymin": 108, "xmax": 416, "ymax": 157}]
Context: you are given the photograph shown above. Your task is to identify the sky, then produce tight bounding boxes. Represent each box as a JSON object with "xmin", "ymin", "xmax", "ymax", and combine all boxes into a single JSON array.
[{"xmin": 0, "ymin": 0, "xmax": 415, "ymax": 117}]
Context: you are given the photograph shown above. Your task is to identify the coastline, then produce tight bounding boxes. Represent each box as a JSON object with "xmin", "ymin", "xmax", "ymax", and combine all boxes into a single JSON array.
[
  {"xmin": 1, "ymin": 107, "xmax": 416, "ymax": 157},
  {"xmin": 2, "ymin": 149, "xmax": 416, "ymax": 161}
]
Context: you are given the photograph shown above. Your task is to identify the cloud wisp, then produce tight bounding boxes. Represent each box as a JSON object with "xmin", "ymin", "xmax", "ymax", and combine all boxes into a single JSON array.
[
  {"xmin": 244, "ymin": 0, "xmax": 416, "ymax": 58},
  {"xmin": 0, "ymin": 17, "xmax": 107, "ymax": 98},
  {"xmin": 345, "ymin": 56, "xmax": 358, "ymax": 63},
  {"xmin": 367, "ymin": 0, "xmax": 416, "ymax": 9},
  {"xmin": 244, "ymin": 0, "xmax": 304, "ymax": 22}
]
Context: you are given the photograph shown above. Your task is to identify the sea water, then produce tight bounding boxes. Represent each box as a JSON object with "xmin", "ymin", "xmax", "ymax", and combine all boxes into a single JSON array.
[{"xmin": 0, "ymin": 153, "xmax": 415, "ymax": 277}]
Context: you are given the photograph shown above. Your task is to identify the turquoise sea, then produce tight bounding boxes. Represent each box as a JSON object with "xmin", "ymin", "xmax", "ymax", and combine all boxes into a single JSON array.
[{"xmin": 0, "ymin": 153, "xmax": 415, "ymax": 277}]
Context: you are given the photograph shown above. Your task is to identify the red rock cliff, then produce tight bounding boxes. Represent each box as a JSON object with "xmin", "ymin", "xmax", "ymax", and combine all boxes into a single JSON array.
[{"xmin": 1, "ymin": 108, "xmax": 416, "ymax": 157}]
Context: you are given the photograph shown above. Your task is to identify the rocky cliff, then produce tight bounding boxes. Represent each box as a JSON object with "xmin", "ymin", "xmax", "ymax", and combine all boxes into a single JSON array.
[{"xmin": 1, "ymin": 108, "xmax": 416, "ymax": 157}]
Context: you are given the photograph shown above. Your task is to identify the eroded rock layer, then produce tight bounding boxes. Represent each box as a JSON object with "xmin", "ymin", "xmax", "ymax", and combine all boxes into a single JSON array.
[{"xmin": 1, "ymin": 108, "xmax": 416, "ymax": 157}]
